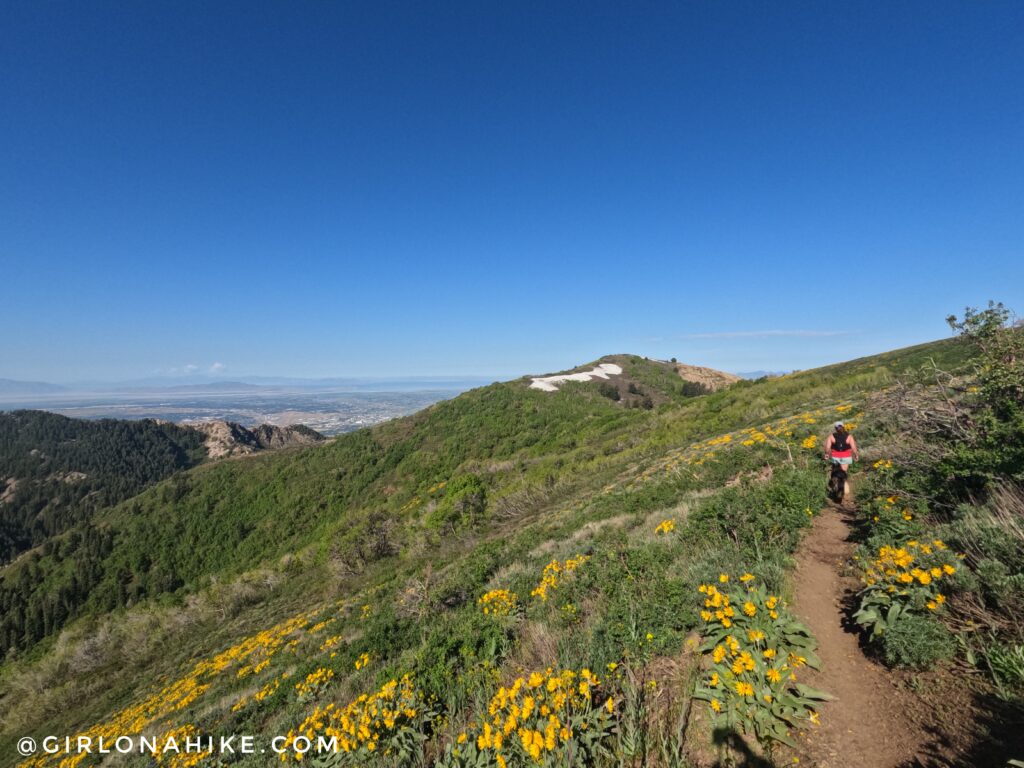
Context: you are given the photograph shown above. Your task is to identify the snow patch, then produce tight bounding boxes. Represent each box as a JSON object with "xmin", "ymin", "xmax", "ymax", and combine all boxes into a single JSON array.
[{"xmin": 530, "ymin": 363, "xmax": 623, "ymax": 392}]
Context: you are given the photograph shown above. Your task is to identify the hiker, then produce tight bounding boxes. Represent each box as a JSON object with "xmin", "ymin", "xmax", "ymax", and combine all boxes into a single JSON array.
[
  {"xmin": 824, "ymin": 421, "xmax": 859, "ymax": 468},
  {"xmin": 824, "ymin": 421, "xmax": 859, "ymax": 503}
]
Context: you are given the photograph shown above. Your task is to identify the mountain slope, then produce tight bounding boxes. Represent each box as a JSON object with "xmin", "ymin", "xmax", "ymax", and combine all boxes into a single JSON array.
[
  {"xmin": 0, "ymin": 343, "xmax": 971, "ymax": 656},
  {"xmin": 527, "ymin": 354, "xmax": 738, "ymax": 403},
  {"xmin": 4, "ymin": 336, "xmax": 1012, "ymax": 768},
  {"xmin": 0, "ymin": 413, "xmax": 328, "ymax": 652},
  {"xmin": 0, "ymin": 412, "xmax": 207, "ymax": 564},
  {"xmin": 0, "ymin": 357, "xmax": 696, "ymax": 655}
]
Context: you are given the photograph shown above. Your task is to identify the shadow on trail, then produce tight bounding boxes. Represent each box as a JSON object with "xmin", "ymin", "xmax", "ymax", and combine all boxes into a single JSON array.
[
  {"xmin": 895, "ymin": 693, "xmax": 1024, "ymax": 768},
  {"xmin": 824, "ymin": 500, "xmax": 877, "ymax": 643},
  {"xmin": 826, "ymin": 499, "xmax": 893, "ymax": 660},
  {"xmin": 830, "ymin": 482, "xmax": 1024, "ymax": 768},
  {"xmin": 710, "ymin": 727, "xmax": 774, "ymax": 768}
]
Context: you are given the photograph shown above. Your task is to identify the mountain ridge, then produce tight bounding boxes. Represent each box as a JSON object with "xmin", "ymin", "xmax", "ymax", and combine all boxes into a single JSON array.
[
  {"xmin": 4, "ymin": 332, "xmax": 1017, "ymax": 767},
  {"xmin": 0, "ymin": 379, "xmax": 67, "ymax": 396},
  {"xmin": 189, "ymin": 420, "xmax": 326, "ymax": 458},
  {"xmin": 0, "ymin": 341, "xmax": 964, "ymax": 656}
]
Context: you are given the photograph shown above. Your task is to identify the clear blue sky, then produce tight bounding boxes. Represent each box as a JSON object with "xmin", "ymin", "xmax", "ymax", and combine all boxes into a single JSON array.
[{"xmin": 3, "ymin": 1, "xmax": 1022, "ymax": 382}]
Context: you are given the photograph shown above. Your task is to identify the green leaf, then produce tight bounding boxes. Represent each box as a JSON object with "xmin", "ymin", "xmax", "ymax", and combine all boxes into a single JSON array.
[
  {"xmin": 768, "ymin": 723, "xmax": 798, "ymax": 748},
  {"xmin": 854, "ymin": 607, "xmax": 878, "ymax": 623},
  {"xmin": 795, "ymin": 683, "xmax": 834, "ymax": 701}
]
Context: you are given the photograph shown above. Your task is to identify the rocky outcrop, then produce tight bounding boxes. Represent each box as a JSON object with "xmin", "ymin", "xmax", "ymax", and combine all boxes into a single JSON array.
[
  {"xmin": 672, "ymin": 363, "xmax": 742, "ymax": 391},
  {"xmin": 191, "ymin": 421, "xmax": 325, "ymax": 459},
  {"xmin": 0, "ymin": 477, "xmax": 18, "ymax": 505}
]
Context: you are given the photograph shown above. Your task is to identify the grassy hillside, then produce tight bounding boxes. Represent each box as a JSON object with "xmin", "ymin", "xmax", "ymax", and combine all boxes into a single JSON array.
[
  {"xmin": 4, "ymin": 333, "xmax": 1019, "ymax": 767},
  {"xmin": 0, "ymin": 345, "xmax": 966, "ymax": 659}
]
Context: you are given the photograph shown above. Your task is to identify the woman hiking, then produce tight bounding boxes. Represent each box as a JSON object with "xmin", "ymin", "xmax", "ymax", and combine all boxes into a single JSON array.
[{"xmin": 824, "ymin": 421, "xmax": 859, "ymax": 502}]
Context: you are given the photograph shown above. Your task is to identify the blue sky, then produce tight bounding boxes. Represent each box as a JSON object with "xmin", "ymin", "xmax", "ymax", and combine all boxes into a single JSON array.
[{"xmin": 2, "ymin": 1, "xmax": 1022, "ymax": 382}]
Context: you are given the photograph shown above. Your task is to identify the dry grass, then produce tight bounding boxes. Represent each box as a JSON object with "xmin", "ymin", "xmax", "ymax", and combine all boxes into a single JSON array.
[
  {"xmin": 633, "ymin": 498, "xmax": 696, "ymax": 544},
  {"xmin": 957, "ymin": 482, "xmax": 1024, "ymax": 567},
  {"xmin": 509, "ymin": 620, "xmax": 558, "ymax": 672},
  {"xmin": 986, "ymin": 483, "xmax": 1024, "ymax": 543},
  {"xmin": 0, "ymin": 566, "xmax": 287, "ymax": 737},
  {"xmin": 487, "ymin": 560, "xmax": 531, "ymax": 589},
  {"xmin": 615, "ymin": 648, "xmax": 704, "ymax": 767},
  {"xmin": 526, "ymin": 513, "xmax": 632, "ymax": 558},
  {"xmin": 570, "ymin": 513, "xmax": 633, "ymax": 541},
  {"xmin": 396, "ymin": 568, "xmax": 434, "ymax": 620},
  {"xmin": 949, "ymin": 482, "xmax": 1024, "ymax": 635}
]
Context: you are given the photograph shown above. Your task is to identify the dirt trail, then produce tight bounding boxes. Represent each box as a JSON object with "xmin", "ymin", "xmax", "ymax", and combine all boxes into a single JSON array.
[{"xmin": 791, "ymin": 502, "xmax": 929, "ymax": 767}]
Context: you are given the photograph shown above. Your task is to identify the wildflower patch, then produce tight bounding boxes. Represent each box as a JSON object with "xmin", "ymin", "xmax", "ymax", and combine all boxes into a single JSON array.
[
  {"xmin": 693, "ymin": 575, "xmax": 830, "ymax": 748},
  {"xmin": 441, "ymin": 667, "xmax": 614, "ymax": 766},
  {"xmin": 279, "ymin": 675, "xmax": 432, "ymax": 763},
  {"xmin": 853, "ymin": 539, "xmax": 964, "ymax": 639},
  {"xmin": 479, "ymin": 589, "xmax": 519, "ymax": 617},
  {"xmin": 530, "ymin": 555, "xmax": 589, "ymax": 602}
]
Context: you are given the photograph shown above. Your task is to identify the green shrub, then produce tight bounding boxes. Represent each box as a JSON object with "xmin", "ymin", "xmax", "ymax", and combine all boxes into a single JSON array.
[
  {"xmin": 984, "ymin": 640, "xmax": 1024, "ymax": 699},
  {"xmin": 942, "ymin": 303, "xmax": 1024, "ymax": 492},
  {"xmin": 426, "ymin": 474, "xmax": 488, "ymax": 532},
  {"xmin": 685, "ymin": 467, "xmax": 821, "ymax": 558},
  {"xmin": 679, "ymin": 380, "xmax": 710, "ymax": 398},
  {"xmin": 597, "ymin": 382, "xmax": 620, "ymax": 401},
  {"xmin": 881, "ymin": 613, "xmax": 955, "ymax": 669}
]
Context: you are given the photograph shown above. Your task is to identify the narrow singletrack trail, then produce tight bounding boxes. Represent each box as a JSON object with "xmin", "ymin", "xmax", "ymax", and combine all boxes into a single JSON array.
[{"xmin": 791, "ymin": 500, "xmax": 929, "ymax": 767}]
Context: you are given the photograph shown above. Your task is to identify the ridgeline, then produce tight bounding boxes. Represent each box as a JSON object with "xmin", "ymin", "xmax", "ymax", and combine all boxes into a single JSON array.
[{"xmin": 2, "ymin": 326, "xmax": 1022, "ymax": 768}]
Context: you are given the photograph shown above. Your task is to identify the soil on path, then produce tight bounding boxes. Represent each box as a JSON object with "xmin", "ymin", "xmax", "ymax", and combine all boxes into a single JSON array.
[{"xmin": 790, "ymin": 502, "xmax": 930, "ymax": 767}]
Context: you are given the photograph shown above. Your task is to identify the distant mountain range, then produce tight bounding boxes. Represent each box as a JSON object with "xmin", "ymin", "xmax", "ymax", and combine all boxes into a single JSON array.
[
  {"xmin": 735, "ymin": 370, "xmax": 791, "ymax": 379},
  {"xmin": 0, "ymin": 368, "xmax": 775, "ymax": 399},
  {"xmin": 0, "ymin": 378, "xmax": 67, "ymax": 395},
  {"xmin": 0, "ymin": 375, "xmax": 500, "ymax": 403}
]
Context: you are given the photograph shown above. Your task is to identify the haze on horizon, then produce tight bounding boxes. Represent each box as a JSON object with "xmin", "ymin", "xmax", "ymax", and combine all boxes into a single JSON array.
[{"xmin": 3, "ymin": 2, "xmax": 1023, "ymax": 383}]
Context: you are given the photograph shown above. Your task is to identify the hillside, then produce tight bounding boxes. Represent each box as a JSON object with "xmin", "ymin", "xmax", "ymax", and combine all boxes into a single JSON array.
[
  {"xmin": 527, "ymin": 355, "xmax": 738, "ymax": 404},
  {"xmin": 1, "ymin": 330, "xmax": 1021, "ymax": 768},
  {"xmin": 0, "ymin": 412, "xmax": 207, "ymax": 566},
  {"xmin": 0, "ymin": 413, "xmax": 325, "ymax": 651}
]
